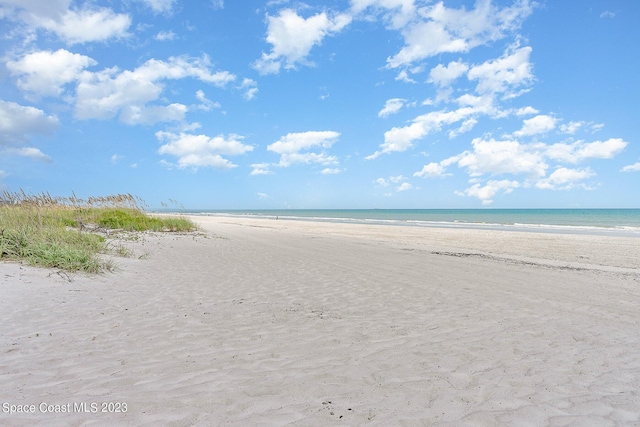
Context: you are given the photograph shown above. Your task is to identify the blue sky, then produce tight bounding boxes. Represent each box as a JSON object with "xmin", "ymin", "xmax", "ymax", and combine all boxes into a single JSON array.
[{"xmin": 1, "ymin": 0, "xmax": 638, "ymax": 209}]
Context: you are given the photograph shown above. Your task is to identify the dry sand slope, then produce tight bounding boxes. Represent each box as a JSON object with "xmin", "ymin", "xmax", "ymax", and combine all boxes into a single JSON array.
[{"xmin": 1, "ymin": 216, "xmax": 640, "ymax": 426}]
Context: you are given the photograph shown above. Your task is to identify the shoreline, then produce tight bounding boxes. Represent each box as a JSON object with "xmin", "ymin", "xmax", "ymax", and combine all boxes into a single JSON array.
[
  {"xmin": 155, "ymin": 210, "xmax": 640, "ymax": 238},
  {"xmin": 1, "ymin": 217, "xmax": 639, "ymax": 425},
  {"xmin": 186, "ymin": 215, "xmax": 640, "ymax": 271}
]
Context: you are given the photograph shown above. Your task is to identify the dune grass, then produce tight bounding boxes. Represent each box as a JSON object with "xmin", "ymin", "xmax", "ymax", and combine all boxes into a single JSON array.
[{"xmin": 0, "ymin": 190, "xmax": 195, "ymax": 273}]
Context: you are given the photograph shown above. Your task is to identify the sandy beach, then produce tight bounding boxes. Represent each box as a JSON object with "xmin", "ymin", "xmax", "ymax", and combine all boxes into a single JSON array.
[{"xmin": 1, "ymin": 215, "xmax": 639, "ymax": 426}]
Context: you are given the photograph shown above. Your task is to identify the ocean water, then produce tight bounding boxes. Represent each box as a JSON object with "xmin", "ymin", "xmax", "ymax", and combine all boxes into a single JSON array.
[{"xmin": 177, "ymin": 209, "xmax": 640, "ymax": 236}]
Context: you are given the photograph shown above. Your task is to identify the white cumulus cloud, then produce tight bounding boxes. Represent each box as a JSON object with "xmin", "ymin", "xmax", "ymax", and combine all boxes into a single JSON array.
[
  {"xmin": 0, "ymin": 1, "xmax": 131, "ymax": 44},
  {"xmin": 267, "ymin": 131, "xmax": 340, "ymax": 167},
  {"xmin": 449, "ymin": 117, "xmax": 478, "ymax": 139},
  {"xmin": 422, "ymin": 134, "xmax": 629, "ymax": 203},
  {"xmin": 321, "ymin": 168, "xmax": 342, "ymax": 175},
  {"xmin": 154, "ymin": 30, "xmax": 177, "ymax": 41},
  {"xmin": 457, "ymin": 179, "xmax": 520, "ymax": 205},
  {"xmin": 414, "ymin": 162, "xmax": 448, "ymax": 178},
  {"xmin": 239, "ymin": 78, "xmax": 258, "ymax": 100},
  {"xmin": 253, "ymin": 8, "xmax": 351, "ymax": 74},
  {"xmin": 456, "ymin": 137, "xmax": 548, "ymax": 178},
  {"xmin": 195, "ymin": 90, "xmax": 221, "ymax": 111},
  {"xmin": 428, "ymin": 60, "xmax": 469, "ymax": 87},
  {"xmin": 0, "ymin": 100, "xmax": 59, "ymax": 144},
  {"xmin": 559, "ymin": 121, "xmax": 583, "ymax": 134},
  {"xmin": 396, "ymin": 182, "xmax": 412, "ymax": 191},
  {"xmin": 250, "ymin": 163, "xmax": 273, "ymax": 176},
  {"xmin": 38, "ymin": 6, "xmax": 131, "ymax": 44},
  {"xmin": 373, "ymin": 174, "xmax": 412, "ymax": 192},
  {"xmin": 467, "ymin": 45, "xmax": 534, "ymax": 97},
  {"xmin": 156, "ymin": 131, "xmax": 253, "ymax": 170},
  {"xmin": 75, "ymin": 55, "xmax": 235, "ymax": 124},
  {"xmin": 515, "ymin": 106, "xmax": 539, "ymax": 116},
  {"xmin": 6, "ymin": 49, "xmax": 97, "ymax": 97},
  {"xmin": 3, "ymin": 146, "xmax": 52, "ymax": 162},
  {"xmin": 385, "ymin": 0, "xmax": 533, "ymax": 68},
  {"xmin": 367, "ymin": 104, "xmax": 491, "ymax": 159},
  {"xmin": 374, "ymin": 177, "xmax": 389, "ymax": 187},
  {"xmin": 513, "ymin": 114, "xmax": 557, "ymax": 137},
  {"xmin": 395, "ymin": 69, "xmax": 416, "ymax": 83},
  {"xmin": 621, "ymin": 162, "xmax": 640, "ymax": 173},
  {"xmin": 535, "ymin": 167, "xmax": 594, "ymax": 190},
  {"xmin": 545, "ymin": 138, "xmax": 628, "ymax": 163},
  {"xmin": 378, "ymin": 98, "xmax": 405, "ymax": 117}
]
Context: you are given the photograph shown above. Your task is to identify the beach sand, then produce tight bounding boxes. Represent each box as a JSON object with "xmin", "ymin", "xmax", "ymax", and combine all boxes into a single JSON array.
[{"xmin": 1, "ymin": 215, "xmax": 639, "ymax": 426}]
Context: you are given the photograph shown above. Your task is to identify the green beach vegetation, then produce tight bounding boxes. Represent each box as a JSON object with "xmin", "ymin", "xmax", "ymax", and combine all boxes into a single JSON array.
[{"xmin": 0, "ymin": 190, "xmax": 195, "ymax": 273}]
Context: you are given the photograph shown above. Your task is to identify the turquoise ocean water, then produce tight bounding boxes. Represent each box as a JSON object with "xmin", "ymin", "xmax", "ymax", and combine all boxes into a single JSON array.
[{"xmin": 175, "ymin": 209, "xmax": 640, "ymax": 236}]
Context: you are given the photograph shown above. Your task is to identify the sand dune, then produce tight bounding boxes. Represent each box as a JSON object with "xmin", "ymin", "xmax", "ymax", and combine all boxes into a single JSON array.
[{"xmin": 1, "ymin": 216, "xmax": 639, "ymax": 425}]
